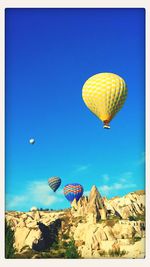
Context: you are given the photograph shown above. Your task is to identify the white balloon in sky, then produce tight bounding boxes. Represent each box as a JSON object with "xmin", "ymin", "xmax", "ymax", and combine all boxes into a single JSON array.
[{"xmin": 29, "ymin": 138, "xmax": 35, "ymax": 144}]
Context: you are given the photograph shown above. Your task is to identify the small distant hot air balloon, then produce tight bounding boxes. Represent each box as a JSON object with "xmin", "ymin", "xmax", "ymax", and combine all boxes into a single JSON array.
[
  {"xmin": 82, "ymin": 73, "xmax": 128, "ymax": 129},
  {"xmin": 29, "ymin": 138, "xmax": 35, "ymax": 144},
  {"xmin": 48, "ymin": 176, "xmax": 61, "ymax": 192},
  {"xmin": 64, "ymin": 183, "xmax": 84, "ymax": 203}
]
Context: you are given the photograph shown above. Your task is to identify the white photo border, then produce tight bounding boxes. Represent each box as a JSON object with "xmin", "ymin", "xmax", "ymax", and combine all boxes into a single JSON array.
[{"xmin": 0, "ymin": 1, "xmax": 150, "ymax": 266}]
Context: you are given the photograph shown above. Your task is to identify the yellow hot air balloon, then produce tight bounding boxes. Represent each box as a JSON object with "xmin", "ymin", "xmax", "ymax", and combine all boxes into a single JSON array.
[{"xmin": 82, "ymin": 73, "xmax": 128, "ymax": 129}]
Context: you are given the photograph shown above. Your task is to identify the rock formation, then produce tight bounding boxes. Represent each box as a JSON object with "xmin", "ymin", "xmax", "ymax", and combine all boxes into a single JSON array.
[
  {"xmin": 104, "ymin": 190, "xmax": 145, "ymax": 220},
  {"xmin": 71, "ymin": 185, "xmax": 107, "ymax": 223},
  {"xmin": 5, "ymin": 187, "xmax": 145, "ymax": 259},
  {"xmin": 32, "ymin": 219, "xmax": 61, "ymax": 251}
]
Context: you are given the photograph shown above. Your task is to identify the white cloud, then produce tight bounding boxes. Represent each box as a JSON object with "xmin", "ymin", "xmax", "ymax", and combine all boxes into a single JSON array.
[
  {"xmin": 28, "ymin": 181, "xmax": 64, "ymax": 206},
  {"xmin": 121, "ymin": 172, "xmax": 133, "ymax": 179},
  {"xmin": 6, "ymin": 180, "xmax": 64, "ymax": 210},
  {"xmin": 102, "ymin": 174, "xmax": 110, "ymax": 182},
  {"xmin": 98, "ymin": 185, "xmax": 111, "ymax": 195},
  {"xmin": 6, "ymin": 195, "xmax": 27, "ymax": 210},
  {"xmin": 74, "ymin": 164, "xmax": 90, "ymax": 173},
  {"xmin": 83, "ymin": 171, "xmax": 136, "ymax": 198},
  {"xmin": 56, "ymin": 188, "xmax": 64, "ymax": 196},
  {"xmin": 119, "ymin": 171, "xmax": 133, "ymax": 183},
  {"xmin": 99, "ymin": 172, "xmax": 133, "ymax": 185},
  {"xmin": 98, "ymin": 182, "xmax": 136, "ymax": 196},
  {"xmin": 136, "ymin": 152, "xmax": 145, "ymax": 165}
]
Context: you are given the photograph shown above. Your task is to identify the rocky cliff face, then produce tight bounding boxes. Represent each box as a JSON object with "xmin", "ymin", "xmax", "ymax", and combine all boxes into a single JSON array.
[
  {"xmin": 104, "ymin": 190, "xmax": 145, "ymax": 220},
  {"xmin": 71, "ymin": 187, "xmax": 145, "ymax": 221},
  {"xmin": 71, "ymin": 185, "xmax": 107, "ymax": 222},
  {"xmin": 5, "ymin": 187, "xmax": 145, "ymax": 259}
]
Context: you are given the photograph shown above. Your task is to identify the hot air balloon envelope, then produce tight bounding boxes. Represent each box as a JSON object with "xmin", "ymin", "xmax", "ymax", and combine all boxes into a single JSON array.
[
  {"xmin": 29, "ymin": 138, "xmax": 35, "ymax": 144},
  {"xmin": 48, "ymin": 176, "xmax": 61, "ymax": 192},
  {"xmin": 82, "ymin": 73, "xmax": 128, "ymax": 128},
  {"xmin": 64, "ymin": 183, "xmax": 84, "ymax": 203}
]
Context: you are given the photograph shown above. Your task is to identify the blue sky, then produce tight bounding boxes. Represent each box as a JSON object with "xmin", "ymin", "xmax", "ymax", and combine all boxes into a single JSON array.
[{"xmin": 5, "ymin": 8, "xmax": 145, "ymax": 211}]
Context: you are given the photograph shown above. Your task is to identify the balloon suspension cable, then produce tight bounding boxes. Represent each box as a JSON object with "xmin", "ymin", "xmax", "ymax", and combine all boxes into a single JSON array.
[{"xmin": 103, "ymin": 121, "xmax": 110, "ymax": 129}]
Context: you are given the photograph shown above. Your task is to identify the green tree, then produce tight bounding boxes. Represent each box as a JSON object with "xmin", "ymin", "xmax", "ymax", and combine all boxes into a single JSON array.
[
  {"xmin": 65, "ymin": 239, "xmax": 80, "ymax": 259},
  {"xmin": 5, "ymin": 220, "xmax": 15, "ymax": 258}
]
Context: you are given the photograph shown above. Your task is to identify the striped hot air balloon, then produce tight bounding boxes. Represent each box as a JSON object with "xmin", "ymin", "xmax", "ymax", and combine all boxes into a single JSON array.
[
  {"xmin": 82, "ymin": 72, "xmax": 128, "ymax": 129},
  {"xmin": 48, "ymin": 177, "xmax": 61, "ymax": 192},
  {"xmin": 64, "ymin": 183, "xmax": 84, "ymax": 203}
]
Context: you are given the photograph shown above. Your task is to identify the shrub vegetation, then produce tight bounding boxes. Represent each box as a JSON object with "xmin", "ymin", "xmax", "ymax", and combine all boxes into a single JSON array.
[
  {"xmin": 5, "ymin": 220, "xmax": 15, "ymax": 258},
  {"xmin": 65, "ymin": 238, "xmax": 80, "ymax": 259}
]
